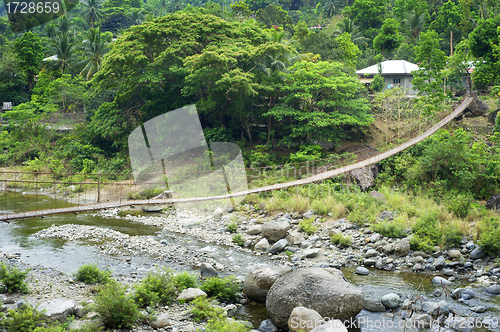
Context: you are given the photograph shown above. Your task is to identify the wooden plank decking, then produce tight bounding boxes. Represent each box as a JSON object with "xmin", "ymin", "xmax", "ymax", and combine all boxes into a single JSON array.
[{"xmin": 0, "ymin": 97, "xmax": 474, "ymax": 222}]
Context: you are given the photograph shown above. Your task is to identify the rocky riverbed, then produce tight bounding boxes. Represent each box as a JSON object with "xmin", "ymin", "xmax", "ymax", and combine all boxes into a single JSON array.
[{"xmin": 1, "ymin": 201, "xmax": 500, "ymax": 331}]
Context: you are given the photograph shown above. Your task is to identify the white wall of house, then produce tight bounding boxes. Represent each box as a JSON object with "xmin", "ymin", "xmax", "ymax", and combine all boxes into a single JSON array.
[{"xmin": 383, "ymin": 75, "xmax": 417, "ymax": 95}]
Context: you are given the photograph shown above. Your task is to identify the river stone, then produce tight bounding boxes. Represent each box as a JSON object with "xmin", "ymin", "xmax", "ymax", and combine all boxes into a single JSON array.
[
  {"xmin": 364, "ymin": 249, "xmax": 379, "ymax": 258},
  {"xmin": 434, "ymin": 256, "xmax": 446, "ymax": 270},
  {"xmin": 255, "ymin": 238, "xmax": 270, "ymax": 252},
  {"xmin": 266, "ymin": 268, "xmax": 363, "ymax": 329},
  {"xmin": 347, "ymin": 165, "xmax": 377, "ymax": 191},
  {"xmin": 258, "ymin": 319, "xmax": 279, "ymax": 332},
  {"xmin": 380, "ymin": 293, "xmax": 400, "ymax": 309},
  {"xmin": 310, "ymin": 320, "xmax": 348, "ymax": 332},
  {"xmin": 199, "ymin": 263, "xmax": 218, "ymax": 279},
  {"xmin": 303, "ymin": 210, "xmax": 314, "ymax": 219},
  {"xmin": 465, "ymin": 241, "xmax": 476, "ymax": 251},
  {"xmin": 486, "ymin": 192, "xmax": 500, "ymax": 210},
  {"xmin": 180, "ymin": 325, "xmax": 197, "ymax": 332},
  {"xmin": 443, "ymin": 269, "xmax": 455, "ymax": 276},
  {"xmin": 363, "ymin": 298, "xmax": 385, "ymax": 312},
  {"xmin": 379, "ymin": 211, "xmax": 393, "ymax": 221},
  {"xmin": 149, "ymin": 313, "xmax": 171, "ymax": 329},
  {"xmin": 473, "ymin": 305, "xmax": 487, "ymax": 313},
  {"xmin": 269, "ymin": 239, "xmax": 288, "ymax": 254},
  {"xmin": 38, "ymin": 299, "xmax": 76, "ymax": 322},
  {"xmin": 408, "ymin": 314, "xmax": 432, "ymax": 329},
  {"xmin": 247, "ymin": 225, "xmax": 263, "ymax": 235},
  {"xmin": 486, "ymin": 284, "xmax": 500, "ymax": 294},
  {"xmin": 369, "ymin": 191, "xmax": 386, "ymax": 203},
  {"xmin": 355, "ymin": 267, "xmax": 370, "ymax": 275},
  {"xmin": 303, "ymin": 249, "xmax": 320, "ymax": 258},
  {"xmin": 451, "ymin": 288, "xmax": 462, "ymax": 299},
  {"xmin": 448, "ymin": 250, "xmax": 461, "ymax": 259},
  {"xmin": 369, "ymin": 233, "xmax": 381, "ymax": 243},
  {"xmin": 181, "ymin": 219, "xmax": 199, "ymax": 228},
  {"xmin": 382, "ymin": 243, "xmax": 393, "ymax": 254},
  {"xmin": 142, "ymin": 206, "xmax": 163, "ymax": 212},
  {"xmin": 445, "ymin": 315, "xmax": 474, "ymax": 332},
  {"xmin": 288, "ymin": 307, "xmax": 324, "ymax": 332},
  {"xmin": 213, "ymin": 207, "xmax": 223, "ymax": 218},
  {"xmin": 262, "ymin": 221, "xmax": 291, "ymax": 242},
  {"xmin": 287, "ymin": 231, "xmax": 306, "ymax": 245},
  {"xmin": 393, "ymin": 238, "xmax": 410, "ymax": 256},
  {"xmin": 177, "ymin": 288, "xmax": 207, "ymax": 302},
  {"xmin": 470, "ymin": 247, "xmax": 486, "ymax": 260},
  {"xmin": 244, "ymin": 265, "xmax": 293, "ymax": 302},
  {"xmin": 432, "ymin": 276, "xmax": 451, "ymax": 286}
]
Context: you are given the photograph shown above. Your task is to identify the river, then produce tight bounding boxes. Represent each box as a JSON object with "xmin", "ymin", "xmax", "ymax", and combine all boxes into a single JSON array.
[{"xmin": 0, "ymin": 191, "xmax": 499, "ymax": 332}]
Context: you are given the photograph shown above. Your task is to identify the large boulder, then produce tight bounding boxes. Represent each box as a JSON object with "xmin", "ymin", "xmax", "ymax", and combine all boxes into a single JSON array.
[
  {"xmin": 393, "ymin": 238, "xmax": 411, "ymax": 257},
  {"xmin": 487, "ymin": 109, "xmax": 499, "ymax": 124},
  {"xmin": 288, "ymin": 307, "xmax": 324, "ymax": 332},
  {"xmin": 199, "ymin": 263, "xmax": 218, "ymax": 279},
  {"xmin": 177, "ymin": 288, "xmax": 207, "ymax": 302},
  {"xmin": 345, "ymin": 165, "xmax": 378, "ymax": 192},
  {"xmin": 266, "ymin": 268, "xmax": 363, "ymax": 329},
  {"xmin": 37, "ymin": 299, "xmax": 76, "ymax": 322},
  {"xmin": 465, "ymin": 92, "xmax": 489, "ymax": 117},
  {"xmin": 243, "ymin": 265, "xmax": 293, "ymax": 302},
  {"xmin": 254, "ymin": 238, "xmax": 270, "ymax": 252},
  {"xmin": 486, "ymin": 193, "xmax": 500, "ymax": 211},
  {"xmin": 261, "ymin": 221, "xmax": 291, "ymax": 242}
]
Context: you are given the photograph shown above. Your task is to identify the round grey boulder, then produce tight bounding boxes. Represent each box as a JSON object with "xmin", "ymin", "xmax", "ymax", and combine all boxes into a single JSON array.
[
  {"xmin": 355, "ymin": 267, "xmax": 370, "ymax": 275},
  {"xmin": 470, "ymin": 247, "xmax": 486, "ymax": 260},
  {"xmin": 288, "ymin": 307, "xmax": 323, "ymax": 332},
  {"xmin": 199, "ymin": 263, "xmax": 218, "ymax": 280},
  {"xmin": 381, "ymin": 293, "xmax": 400, "ymax": 309},
  {"xmin": 486, "ymin": 284, "xmax": 500, "ymax": 295},
  {"xmin": 254, "ymin": 238, "xmax": 270, "ymax": 252},
  {"xmin": 266, "ymin": 268, "xmax": 364, "ymax": 329},
  {"xmin": 243, "ymin": 265, "xmax": 293, "ymax": 302},
  {"xmin": 261, "ymin": 221, "xmax": 291, "ymax": 242}
]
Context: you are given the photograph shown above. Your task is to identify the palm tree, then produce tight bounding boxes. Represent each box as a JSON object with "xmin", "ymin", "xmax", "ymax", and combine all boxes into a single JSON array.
[
  {"xmin": 129, "ymin": 8, "xmax": 144, "ymax": 25},
  {"xmin": 57, "ymin": 15, "xmax": 73, "ymax": 34},
  {"xmin": 79, "ymin": 27, "xmax": 110, "ymax": 80},
  {"xmin": 403, "ymin": 9, "xmax": 425, "ymax": 44},
  {"xmin": 334, "ymin": 17, "xmax": 369, "ymax": 46},
  {"xmin": 322, "ymin": 0, "xmax": 344, "ymax": 18},
  {"xmin": 167, "ymin": 0, "xmax": 185, "ymax": 12},
  {"xmin": 44, "ymin": 23, "xmax": 57, "ymax": 38},
  {"xmin": 46, "ymin": 32, "xmax": 77, "ymax": 74},
  {"xmin": 83, "ymin": 0, "xmax": 105, "ymax": 29}
]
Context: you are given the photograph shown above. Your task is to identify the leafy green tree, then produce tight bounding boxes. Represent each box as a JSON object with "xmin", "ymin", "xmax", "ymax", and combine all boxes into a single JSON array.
[
  {"xmin": 14, "ymin": 31, "xmax": 44, "ymax": 90},
  {"xmin": 256, "ymin": 4, "xmax": 293, "ymax": 31},
  {"xmin": 429, "ymin": 0, "xmax": 462, "ymax": 51},
  {"xmin": 412, "ymin": 30, "xmax": 446, "ymax": 114},
  {"xmin": 445, "ymin": 39, "xmax": 475, "ymax": 91},
  {"xmin": 91, "ymin": 12, "xmax": 268, "ymax": 147},
  {"xmin": 336, "ymin": 32, "xmax": 361, "ymax": 68},
  {"xmin": 343, "ymin": 0, "xmax": 387, "ymax": 40},
  {"xmin": 299, "ymin": 31, "xmax": 339, "ymax": 61},
  {"xmin": 34, "ymin": 73, "xmax": 89, "ymax": 112},
  {"xmin": 84, "ymin": 0, "xmax": 106, "ymax": 28},
  {"xmin": 128, "ymin": 8, "xmax": 145, "ymax": 25},
  {"xmin": 167, "ymin": 0, "xmax": 186, "ymax": 12},
  {"xmin": 263, "ymin": 60, "xmax": 372, "ymax": 146},
  {"xmin": 468, "ymin": 14, "xmax": 500, "ymax": 89},
  {"xmin": 373, "ymin": 18, "xmax": 404, "ymax": 56},
  {"xmin": 392, "ymin": 0, "xmax": 427, "ymax": 21},
  {"xmin": 322, "ymin": 0, "xmax": 343, "ymax": 18},
  {"xmin": 230, "ymin": 1, "xmax": 253, "ymax": 19},
  {"xmin": 0, "ymin": 42, "xmax": 28, "ymax": 105}
]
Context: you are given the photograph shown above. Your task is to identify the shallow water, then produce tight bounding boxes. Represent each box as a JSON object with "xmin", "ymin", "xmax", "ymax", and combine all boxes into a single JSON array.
[{"xmin": 1, "ymin": 191, "xmax": 499, "ymax": 331}]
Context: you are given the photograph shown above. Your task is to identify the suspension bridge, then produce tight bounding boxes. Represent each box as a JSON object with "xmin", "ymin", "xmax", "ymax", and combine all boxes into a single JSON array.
[{"xmin": 0, "ymin": 95, "xmax": 477, "ymax": 222}]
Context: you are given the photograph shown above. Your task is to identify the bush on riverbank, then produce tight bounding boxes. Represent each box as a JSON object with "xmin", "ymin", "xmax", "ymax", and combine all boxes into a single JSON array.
[
  {"xmin": 200, "ymin": 276, "xmax": 240, "ymax": 302},
  {"xmin": 94, "ymin": 279, "xmax": 139, "ymax": 329},
  {"xmin": 0, "ymin": 262, "xmax": 29, "ymax": 293},
  {"xmin": 478, "ymin": 217, "xmax": 500, "ymax": 255},
  {"xmin": 74, "ymin": 264, "xmax": 111, "ymax": 285},
  {"xmin": 133, "ymin": 267, "xmax": 177, "ymax": 308},
  {"xmin": 173, "ymin": 272, "xmax": 198, "ymax": 291}
]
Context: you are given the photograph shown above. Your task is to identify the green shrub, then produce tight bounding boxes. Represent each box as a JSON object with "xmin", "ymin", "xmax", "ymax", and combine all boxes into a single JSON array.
[
  {"xmin": 190, "ymin": 297, "xmax": 225, "ymax": 322},
  {"xmin": 32, "ymin": 326, "xmax": 66, "ymax": 332},
  {"xmin": 445, "ymin": 192, "xmax": 473, "ymax": 217},
  {"xmin": 200, "ymin": 276, "xmax": 240, "ymax": 302},
  {"xmin": 478, "ymin": 217, "xmax": 500, "ymax": 255},
  {"xmin": 298, "ymin": 218, "xmax": 318, "ymax": 235},
  {"xmin": 172, "ymin": 272, "xmax": 198, "ymax": 292},
  {"xmin": 289, "ymin": 145, "xmax": 322, "ymax": 163},
  {"xmin": 226, "ymin": 221, "xmax": 238, "ymax": 233},
  {"xmin": 133, "ymin": 267, "xmax": 177, "ymax": 308},
  {"xmin": 94, "ymin": 279, "xmax": 139, "ymax": 329},
  {"xmin": 0, "ymin": 306, "xmax": 46, "ymax": 332},
  {"xmin": 371, "ymin": 217, "xmax": 407, "ymax": 238},
  {"xmin": 330, "ymin": 233, "xmax": 352, "ymax": 246},
  {"xmin": 205, "ymin": 317, "xmax": 251, "ymax": 332},
  {"xmin": 74, "ymin": 264, "xmax": 111, "ymax": 284},
  {"xmin": 410, "ymin": 209, "xmax": 464, "ymax": 252},
  {"xmin": 0, "ymin": 261, "xmax": 29, "ymax": 293},
  {"xmin": 232, "ymin": 234, "xmax": 245, "ymax": 246}
]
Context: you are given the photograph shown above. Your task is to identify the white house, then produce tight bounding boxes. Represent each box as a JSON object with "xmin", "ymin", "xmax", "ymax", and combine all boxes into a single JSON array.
[{"xmin": 356, "ymin": 60, "xmax": 420, "ymax": 95}]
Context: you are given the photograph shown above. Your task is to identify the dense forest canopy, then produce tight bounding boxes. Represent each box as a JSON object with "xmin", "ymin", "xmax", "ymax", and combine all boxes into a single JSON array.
[{"xmin": 0, "ymin": 0, "xmax": 499, "ymax": 174}]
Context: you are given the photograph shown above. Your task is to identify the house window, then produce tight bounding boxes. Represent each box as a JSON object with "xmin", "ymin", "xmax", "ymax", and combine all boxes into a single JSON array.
[{"xmin": 393, "ymin": 78, "xmax": 401, "ymax": 84}]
